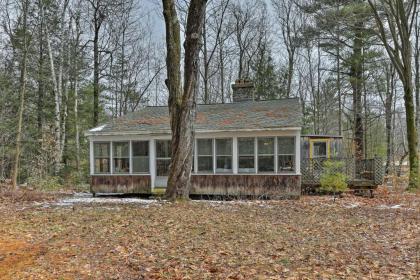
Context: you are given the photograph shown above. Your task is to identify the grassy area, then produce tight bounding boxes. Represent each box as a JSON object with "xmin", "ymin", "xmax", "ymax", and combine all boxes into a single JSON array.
[{"xmin": 0, "ymin": 188, "xmax": 418, "ymax": 279}]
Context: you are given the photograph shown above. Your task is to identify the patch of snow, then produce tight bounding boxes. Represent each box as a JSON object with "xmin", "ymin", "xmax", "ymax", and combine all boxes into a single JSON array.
[
  {"xmin": 376, "ymin": 204, "xmax": 415, "ymax": 211},
  {"xmin": 194, "ymin": 199, "xmax": 272, "ymax": 208},
  {"xmin": 344, "ymin": 203, "xmax": 359, "ymax": 209},
  {"xmin": 90, "ymin": 124, "xmax": 106, "ymax": 132},
  {"xmin": 44, "ymin": 193, "xmax": 161, "ymax": 207}
]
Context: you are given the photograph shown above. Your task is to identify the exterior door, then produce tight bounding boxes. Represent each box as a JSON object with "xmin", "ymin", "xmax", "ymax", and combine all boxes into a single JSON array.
[{"xmin": 155, "ymin": 140, "xmax": 171, "ymax": 187}]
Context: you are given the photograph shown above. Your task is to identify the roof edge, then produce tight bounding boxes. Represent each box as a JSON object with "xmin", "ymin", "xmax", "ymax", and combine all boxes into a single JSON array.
[{"xmin": 85, "ymin": 127, "xmax": 302, "ymax": 137}]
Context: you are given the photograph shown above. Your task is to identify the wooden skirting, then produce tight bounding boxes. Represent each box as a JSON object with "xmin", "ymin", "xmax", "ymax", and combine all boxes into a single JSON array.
[
  {"xmin": 190, "ymin": 174, "xmax": 301, "ymax": 198},
  {"xmin": 90, "ymin": 174, "xmax": 301, "ymax": 198},
  {"xmin": 91, "ymin": 175, "xmax": 151, "ymax": 194}
]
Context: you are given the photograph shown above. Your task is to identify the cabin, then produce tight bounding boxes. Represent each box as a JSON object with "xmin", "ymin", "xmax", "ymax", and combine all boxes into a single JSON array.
[{"xmin": 86, "ymin": 79, "xmax": 383, "ymax": 198}]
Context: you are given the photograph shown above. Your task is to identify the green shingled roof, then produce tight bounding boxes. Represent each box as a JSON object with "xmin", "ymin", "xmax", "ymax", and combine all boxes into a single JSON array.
[{"xmin": 87, "ymin": 98, "xmax": 302, "ymax": 135}]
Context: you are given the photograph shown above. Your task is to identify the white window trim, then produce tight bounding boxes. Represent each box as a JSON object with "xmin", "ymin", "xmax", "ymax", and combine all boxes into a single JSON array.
[
  {"xmin": 232, "ymin": 136, "xmax": 238, "ymax": 174},
  {"xmin": 131, "ymin": 140, "xmax": 150, "ymax": 174},
  {"xmin": 215, "ymin": 138, "xmax": 233, "ymax": 174},
  {"xmin": 92, "ymin": 141, "xmax": 111, "ymax": 175},
  {"xmin": 155, "ymin": 139, "xmax": 172, "ymax": 177},
  {"xmin": 237, "ymin": 137, "xmax": 256, "ymax": 174},
  {"xmin": 196, "ymin": 138, "xmax": 214, "ymax": 174},
  {"xmin": 277, "ymin": 136, "xmax": 297, "ymax": 174},
  {"xmin": 112, "ymin": 141, "xmax": 130, "ymax": 174},
  {"xmin": 90, "ymin": 130, "xmax": 301, "ymax": 177},
  {"xmin": 257, "ymin": 137, "xmax": 276, "ymax": 173}
]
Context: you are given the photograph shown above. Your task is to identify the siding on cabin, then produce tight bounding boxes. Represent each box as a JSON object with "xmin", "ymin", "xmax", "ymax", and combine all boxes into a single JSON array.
[
  {"xmin": 91, "ymin": 175, "xmax": 151, "ymax": 194},
  {"xmin": 90, "ymin": 174, "xmax": 301, "ymax": 198},
  {"xmin": 190, "ymin": 174, "xmax": 301, "ymax": 198}
]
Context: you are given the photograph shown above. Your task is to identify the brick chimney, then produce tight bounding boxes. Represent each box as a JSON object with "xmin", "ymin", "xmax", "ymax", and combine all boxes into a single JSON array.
[{"xmin": 232, "ymin": 79, "xmax": 255, "ymax": 102}]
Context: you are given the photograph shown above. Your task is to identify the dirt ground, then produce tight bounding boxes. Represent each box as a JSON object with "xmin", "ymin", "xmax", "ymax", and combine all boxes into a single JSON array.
[{"xmin": 0, "ymin": 187, "xmax": 419, "ymax": 279}]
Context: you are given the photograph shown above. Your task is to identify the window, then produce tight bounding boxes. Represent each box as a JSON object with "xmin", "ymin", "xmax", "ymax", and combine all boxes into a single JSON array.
[
  {"xmin": 312, "ymin": 141, "xmax": 327, "ymax": 159},
  {"xmin": 216, "ymin": 138, "xmax": 232, "ymax": 173},
  {"xmin": 258, "ymin": 137, "xmax": 274, "ymax": 172},
  {"xmin": 156, "ymin": 140, "xmax": 171, "ymax": 176},
  {"xmin": 238, "ymin": 138, "xmax": 255, "ymax": 173},
  {"xmin": 132, "ymin": 141, "xmax": 149, "ymax": 173},
  {"xmin": 113, "ymin": 142, "xmax": 129, "ymax": 173},
  {"xmin": 278, "ymin": 137, "xmax": 295, "ymax": 172},
  {"xmin": 94, "ymin": 142, "xmax": 110, "ymax": 173},
  {"xmin": 197, "ymin": 139, "xmax": 213, "ymax": 173}
]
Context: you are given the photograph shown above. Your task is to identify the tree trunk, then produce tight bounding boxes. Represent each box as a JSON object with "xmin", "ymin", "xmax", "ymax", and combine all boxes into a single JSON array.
[
  {"xmin": 350, "ymin": 26, "xmax": 364, "ymax": 161},
  {"xmin": 12, "ymin": 0, "xmax": 29, "ymax": 189},
  {"xmin": 219, "ymin": 39, "xmax": 225, "ymax": 103},
  {"xmin": 93, "ymin": 25, "xmax": 100, "ymax": 126},
  {"xmin": 403, "ymin": 81, "xmax": 419, "ymax": 188},
  {"xmin": 60, "ymin": 43, "xmax": 70, "ymax": 166},
  {"xmin": 37, "ymin": 5, "xmax": 44, "ymax": 134},
  {"xmin": 286, "ymin": 51, "xmax": 294, "ymax": 98},
  {"xmin": 202, "ymin": 21, "xmax": 210, "ymax": 104},
  {"xmin": 336, "ymin": 46, "xmax": 342, "ymax": 136},
  {"xmin": 415, "ymin": 15, "xmax": 420, "ymax": 151},
  {"xmin": 368, "ymin": 0, "xmax": 419, "ymax": 189},
  {"xmin": 162, "ymin": 0, "xmax": 206, "ymax": 200},
  {"xmin": 385, "ymin": 66, "xmax": 394, "ymax": 174}
]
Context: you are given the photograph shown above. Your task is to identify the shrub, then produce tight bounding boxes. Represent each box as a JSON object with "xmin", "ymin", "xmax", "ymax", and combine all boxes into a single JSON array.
[
  {"xmin": 27, "ymin": 176, "xmax": 63, "ymax": 191},
  {"xmin": 64, "ymin": 171, "xmax": 90, "ymax": 192},
  {"xmin": 319, "ymin": 160, "xmax": 348, "ymax": 201}
]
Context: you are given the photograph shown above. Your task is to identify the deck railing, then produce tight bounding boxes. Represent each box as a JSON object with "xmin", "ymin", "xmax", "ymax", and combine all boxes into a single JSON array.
[{"xmin": 301, "ymin": 157, "xmax": 384, "ymax": 187}]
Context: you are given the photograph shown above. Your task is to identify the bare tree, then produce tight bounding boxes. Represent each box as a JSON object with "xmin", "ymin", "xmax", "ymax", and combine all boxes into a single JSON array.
[
  {"xmin": 231, "ymin": 0, "xmax": 265, "ymax": 79},
  {"xmin": 162, "ymin": 0, "xmax": 206, "ymax": 200},
  {"xmin": 368, "ymin": 0, "xmax": 419, "ymax": 189},
  {"xmin": 414, "ymin": 9, "xmax": 420, "ymax": 151},
  {"xmin": 272, "ymin": 0, "xmax": 302, "ymax": 98},
  {"xmin": 87, "ymin": 0, "xmax": 109, "ymax": 127},
  {"xmin": 200, "ymin": 0, "xmax": 231, "ymax": 104},
  {"xmin": 12, "ymin": 0, "xmax": 30, "ymax": 188},
  {"xmin": 376, "ymin": 62, "xmax": 396, "ymax": 174}
]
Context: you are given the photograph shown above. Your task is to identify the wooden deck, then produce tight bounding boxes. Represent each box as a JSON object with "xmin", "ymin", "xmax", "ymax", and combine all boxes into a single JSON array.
[{"xmin": 301, "ymin": 157, "xmax": 384, "ymax": 191}]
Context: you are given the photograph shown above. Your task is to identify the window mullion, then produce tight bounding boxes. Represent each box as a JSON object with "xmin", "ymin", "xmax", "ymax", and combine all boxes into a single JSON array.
[
  {"xmin": 129, "ymin": 140, "xmax": 132, "ymax": 174},
  {"xmin": 213, "ymin": 139, "xmax": 216, "ymax": 174},
  {"xmin": 274, "ymin": 137, "xmax": 278, "ymax": 174},
  {"xmin": 255, "ymin": 137, "xmax": 258, "ymax": 174},
  {"xmin": 110, "ymin": 142, "xmax": 113, "ymax": 175}
]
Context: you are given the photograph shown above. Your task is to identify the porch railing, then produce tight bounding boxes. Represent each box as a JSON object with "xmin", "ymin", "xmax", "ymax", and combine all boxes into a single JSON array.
[{"xmin": 301, "ymin": 157, "xmax": 384, "ymax": 186}]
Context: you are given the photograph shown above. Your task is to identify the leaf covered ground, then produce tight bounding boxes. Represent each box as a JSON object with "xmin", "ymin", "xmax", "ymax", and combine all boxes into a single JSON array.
[{"xmin": 0, "ymin": 187, "xmax": 418, "ymax": 279}]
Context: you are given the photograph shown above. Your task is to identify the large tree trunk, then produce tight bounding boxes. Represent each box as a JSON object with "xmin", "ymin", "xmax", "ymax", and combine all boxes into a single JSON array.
[
  {"xmin": 12, "ymin": 0, "xmax": 29, "ymax": 189},
  {"xmin": 45, "ymin": 0, "xmax": 69, "ymax": 175},
  {"xmin": 162, "ymin": 0, "xmax": 206, "ymax": 200},
  {"xmin": 350, "ymin": 25, "xmax": 364, "ymax": 161},
  {"xmin": 384, "ymin": 66, "xmax": 395, "ymax": 174},
  {"xmin": 368, "ymin": 0, "xmax": 419, "ymax": 189}
]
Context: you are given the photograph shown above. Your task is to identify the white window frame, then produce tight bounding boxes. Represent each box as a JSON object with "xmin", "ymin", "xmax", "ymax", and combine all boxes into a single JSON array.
[
  {"xmin": 131, "ymin": 140, "xmax": 150, "ymax": 174},
  {"xmin": 237, "ymin": 137, "xmax": 256, "ymax": 174},
  {"xmin": 93, "ymin": 141, "xmax": 111, "ymax": 174},
  {"xmin": 112, "ymin": 141, "xmax": 130, "ymax": 174},
  {"xmin": 277, "ymin": 136, "xmax": 296, "ymax": 173},
  {"xmin": 155, "ymin": 139, "xmax": 172, "ymax": 177},
  {"xmin": 196, "ymin": 138, "xmax": 214, "ymax": 174},
  {"xmin": 215, "ymin": 138, "xmax": 233, "ymax": 173},
  {"xmin": 257, "ymin": 137, "xmax": 275, "ymax": 173}
]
